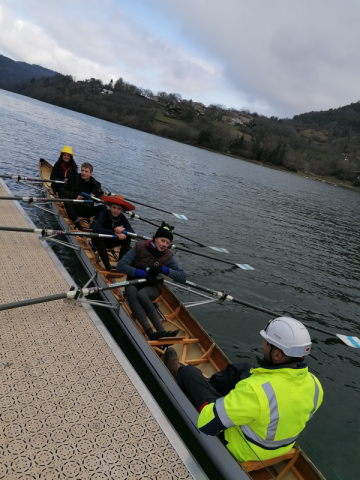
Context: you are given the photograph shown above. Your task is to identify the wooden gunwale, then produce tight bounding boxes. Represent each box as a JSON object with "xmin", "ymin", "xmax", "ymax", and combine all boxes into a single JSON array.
[{"xmin": 39, "ymin": 158, "xmax": 326, "ymax": 480}]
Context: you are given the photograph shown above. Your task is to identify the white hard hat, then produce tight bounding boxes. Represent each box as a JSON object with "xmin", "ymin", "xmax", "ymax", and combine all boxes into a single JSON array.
[{"xmin": 260, "ymin": 317, "xmax": 312, "ymax": 357}]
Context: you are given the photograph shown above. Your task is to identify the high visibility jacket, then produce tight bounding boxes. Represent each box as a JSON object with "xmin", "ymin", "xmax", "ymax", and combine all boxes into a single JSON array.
[{"xmin": 198, "ymin": 365, "xmax": 323, "ymax": 463}]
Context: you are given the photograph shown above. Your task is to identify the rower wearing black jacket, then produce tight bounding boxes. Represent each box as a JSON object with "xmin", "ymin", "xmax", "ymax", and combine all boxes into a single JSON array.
[
  {"xmin": 50, "ymin": 146, "xmax": 78, "ymax": 195},
  {"xmin": 59, "ymin": 162, "xmax": 106, "ymax": 230},
  {"xmin": 92, "ymin": 195, "xmax": 135, "ymax": 271}
]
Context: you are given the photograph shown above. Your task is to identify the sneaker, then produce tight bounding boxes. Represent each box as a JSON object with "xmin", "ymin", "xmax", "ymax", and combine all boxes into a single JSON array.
[{"xmin": 164, "ymin": 347, "xmax": 181, "ymax": 379}]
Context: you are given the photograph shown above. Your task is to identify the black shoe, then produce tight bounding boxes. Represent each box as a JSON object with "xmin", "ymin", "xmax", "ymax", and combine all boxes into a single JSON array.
[
  {"xmin": 147, "ymin": 329, "xmax": 179, "ymax": 340},
  {"xmin": 164, "ymin": 347, "xmax": 181, "ymax": 379},
  {"xmin": 162, "ymin": 329, "xmax": 179, "ymax": 338},
  {"xmin": 89, "ymin": 241, "xmax": 98, "ymax": 251},
  {"xmin": 74, "ymin": 219, "xmax": 83, "ymax": 230}
]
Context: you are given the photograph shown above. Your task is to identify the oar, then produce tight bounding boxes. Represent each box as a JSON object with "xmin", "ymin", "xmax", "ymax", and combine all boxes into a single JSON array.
[
  {"xmin": 0, "ymin": 196, "xmax": 94, "ymax": 204},
  {"xmin": 122, "ymin": 231, "xmax": 254, "ymax": 270},
  {"xmin": 103, "ymin": 191, "xmax": 188, "ymax": 220},
  {"xmin": 0, "ymin": 174, "xmax": 65, "ymax": 184},
  {"xmin": 82, "ymin": 193, "xmax": 228, "ymax": 252},
  {"xmin": 0, "ymin": 279, "xmax": 148, "ymax": 312},
  {"xmin": 126, "ymin": 211, "xmax": 229, "ymax": 252},
  {"xmin": 0, "ymin": 225, "xmax": 118, "ymax": 240},
  {"xmin": 168, "ymin": 279, "xmax": 360, "ymax": 348}
]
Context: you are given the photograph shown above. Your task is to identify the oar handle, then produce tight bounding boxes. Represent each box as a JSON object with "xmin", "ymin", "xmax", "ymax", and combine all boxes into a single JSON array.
[{"xmin": 82, "ymin": 192, "xmax": 104, "ymax": 203}]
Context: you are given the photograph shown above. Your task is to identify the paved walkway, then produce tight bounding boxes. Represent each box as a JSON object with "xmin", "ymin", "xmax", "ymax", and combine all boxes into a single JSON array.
[{"xmin": 0, "ymin": 181, "xmax": 206, "ymax": 480}]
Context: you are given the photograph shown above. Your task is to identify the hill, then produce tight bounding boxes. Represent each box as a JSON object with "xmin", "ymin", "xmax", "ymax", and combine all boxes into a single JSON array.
[
  {"xmin": 0, "ymin": 54, "xmax": 57, "ymax": 83},
  {"xmin": 0, "ymin": 71, "xmax": 359, "ymax": 188}
]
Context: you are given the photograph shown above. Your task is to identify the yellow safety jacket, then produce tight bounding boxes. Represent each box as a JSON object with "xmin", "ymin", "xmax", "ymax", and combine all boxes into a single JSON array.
[{"xmin": 198, "ymin": 365, "xmax": 323, "ymax": 463}]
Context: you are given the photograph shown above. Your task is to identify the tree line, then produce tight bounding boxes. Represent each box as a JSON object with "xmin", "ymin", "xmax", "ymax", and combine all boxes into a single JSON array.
[{"xmin": 1, "ymin": 73, "xmax": 360, "ymax": 185}]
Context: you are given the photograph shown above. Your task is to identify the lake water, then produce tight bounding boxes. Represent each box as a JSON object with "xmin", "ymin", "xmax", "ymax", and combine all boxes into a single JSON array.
[{"xmin": 0, "ymin": 89, "xmax": 359, "ymax": 479}]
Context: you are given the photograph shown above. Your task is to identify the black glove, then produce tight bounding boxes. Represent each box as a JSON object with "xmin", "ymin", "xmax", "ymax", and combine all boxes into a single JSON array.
[
  {"xmin": 150, "ymin": 263, "xmax": 162, "ymax": 275},
  {"xmin": 145, "ymin": 272, "xmax": 158, "ymax": 286}
]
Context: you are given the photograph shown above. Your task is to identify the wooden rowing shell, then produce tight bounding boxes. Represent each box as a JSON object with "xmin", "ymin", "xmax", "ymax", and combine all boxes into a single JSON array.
[{"xmin": 39, "ymin": 158, "xmax": 326, "ymax": 480}]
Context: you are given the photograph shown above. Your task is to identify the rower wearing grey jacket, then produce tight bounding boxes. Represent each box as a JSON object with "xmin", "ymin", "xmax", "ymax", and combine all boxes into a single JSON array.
[{"xmin": 117, "ymin": 222, "xmax": 186, "ymax": 340}]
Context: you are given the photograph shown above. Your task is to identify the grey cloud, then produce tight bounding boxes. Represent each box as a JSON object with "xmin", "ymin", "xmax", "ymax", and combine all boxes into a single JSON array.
[
  {"xmin": 154, "ymin": 0, "xmax": 360, "ymax": 116},
  {"xmin": 3, "ymin": 0, "xmax": 359, "ymax": 116}
]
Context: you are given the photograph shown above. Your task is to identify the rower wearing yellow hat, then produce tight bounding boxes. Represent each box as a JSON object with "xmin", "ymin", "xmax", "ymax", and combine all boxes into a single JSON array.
[{"xmin": 50, "ymin": 145, "xmax": 78, "ymax": 195}]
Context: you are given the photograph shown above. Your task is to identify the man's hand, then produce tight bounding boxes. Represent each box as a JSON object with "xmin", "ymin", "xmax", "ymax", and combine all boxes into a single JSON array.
[{"xmin": 77, "ymin": 195, "xmax": 83, "ymax": 200}]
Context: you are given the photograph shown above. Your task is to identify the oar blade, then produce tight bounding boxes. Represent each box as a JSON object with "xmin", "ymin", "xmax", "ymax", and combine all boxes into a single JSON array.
[
  {"xmin": 236, "ymin": 264, "xmax": 255, "ymax": 270},
  {"xmin": 336, "ymin": 334, "xmax": 360, "ymax": 348},
  {"xmin": 209, "ymin": 247, "xmax": 229, "ymax": 253},
  {"xmin": 172, "ymin": 213, "xmax": 188, "ymax": 220}
]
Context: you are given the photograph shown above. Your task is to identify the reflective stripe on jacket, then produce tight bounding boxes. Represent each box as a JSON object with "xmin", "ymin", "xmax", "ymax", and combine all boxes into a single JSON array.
[{"xmin": 198, "ymin": 365, "xmax": 323, "ymax": 463}]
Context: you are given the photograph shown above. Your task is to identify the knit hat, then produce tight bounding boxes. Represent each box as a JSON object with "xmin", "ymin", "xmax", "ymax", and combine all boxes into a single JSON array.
[{"xmin": 154, "ymin": 222, "xmax": 174, "ymax": 242}]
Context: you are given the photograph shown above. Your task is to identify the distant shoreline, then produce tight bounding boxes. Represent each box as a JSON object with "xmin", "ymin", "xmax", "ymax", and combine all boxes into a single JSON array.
[{"xmin": 197, "ymin": 145, "xmax": 360, "ymax": 194}]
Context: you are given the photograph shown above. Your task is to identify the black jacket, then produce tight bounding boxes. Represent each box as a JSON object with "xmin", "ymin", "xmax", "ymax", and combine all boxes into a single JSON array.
[
  {"xmin": 59, "ymin": 173, "xmax": 103, "ymax": 199},
  {"xmin": 50, "ymin": 160, "xmax": 78, "ymax": 182},
  {"xmin": 93, "ymin": 210, "xmax": 135, "ymax": 235}
]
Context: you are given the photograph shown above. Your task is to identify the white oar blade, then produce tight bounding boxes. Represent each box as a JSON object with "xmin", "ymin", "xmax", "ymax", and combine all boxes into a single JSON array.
[
  {"xmin": 172, "ymin": 213, "xmax": 188, "ymax": 220},
  {"xmin": 236, "ymin": 264, "xmax": 255, "ymax": 270},
  {"xmin": 336, "ymin": 334, "xmax": 360, "ymax": 348},
  {"xmin": 209, "ymin": 247, "xmax": 229, "ymax": 253}
]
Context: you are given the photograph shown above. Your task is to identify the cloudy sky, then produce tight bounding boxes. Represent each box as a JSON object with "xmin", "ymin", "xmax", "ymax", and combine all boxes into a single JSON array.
[{"xmin": 0, "ymin": 0, "xmax": 359, "ymax": 117}]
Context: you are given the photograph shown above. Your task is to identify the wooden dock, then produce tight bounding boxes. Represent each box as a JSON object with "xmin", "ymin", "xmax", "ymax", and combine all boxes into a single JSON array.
[{"xmin": 0, "ymin": 180, "xmax": 207, "ymax": 479}]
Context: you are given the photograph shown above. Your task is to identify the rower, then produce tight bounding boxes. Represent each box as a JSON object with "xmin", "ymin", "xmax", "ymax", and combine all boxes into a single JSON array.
[
  {"xmin": 50, "ymin": 146, "xmax": 78, "ymax": 195},
  {"xmin": 92, "ymin": 195, "xmax": 135, "ymax": 271},
  {"xmin": 59, "ymin": 162, "xmax": 106, "ymax": 230},
  {"xmin": 164, "ymin": 317, "xmax": 323, "ymax": 463},
  {"xmin": 117, "ymin": 222, "xmax": 185, "ymax": 340}
]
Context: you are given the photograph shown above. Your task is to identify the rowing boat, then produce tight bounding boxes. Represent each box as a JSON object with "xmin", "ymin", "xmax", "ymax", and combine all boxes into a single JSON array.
[{"xmin": 39, "ymin": 158, "xmax": 326, "ymax": 480}]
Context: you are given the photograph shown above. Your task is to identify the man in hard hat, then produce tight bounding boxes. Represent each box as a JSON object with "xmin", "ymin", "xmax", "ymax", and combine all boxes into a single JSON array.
[{"xmin": 164, "ymin": 317, "xmax": 323, "ymax": 463}]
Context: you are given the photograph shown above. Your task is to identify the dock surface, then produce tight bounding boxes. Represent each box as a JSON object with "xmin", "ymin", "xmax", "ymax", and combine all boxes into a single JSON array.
[{"xmin": 0, "ymin": 181, "xmax": 206, "ymax": 479}]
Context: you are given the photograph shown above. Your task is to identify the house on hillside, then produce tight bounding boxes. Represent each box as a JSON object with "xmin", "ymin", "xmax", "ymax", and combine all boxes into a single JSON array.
[
  {"xmin": 221, "ymin": 115, "xmax": 243, "ymax": 125},
  {"xmin": 99, "ymin": 89, "xmax": 113, "ymax": 95},
  {"xmin": 238, "ymin": 112, "xmax": 253, "ymax": 124},
  {"xmin": 193, "ymin": 102, "xmax": 206, "ymax": 115}
]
